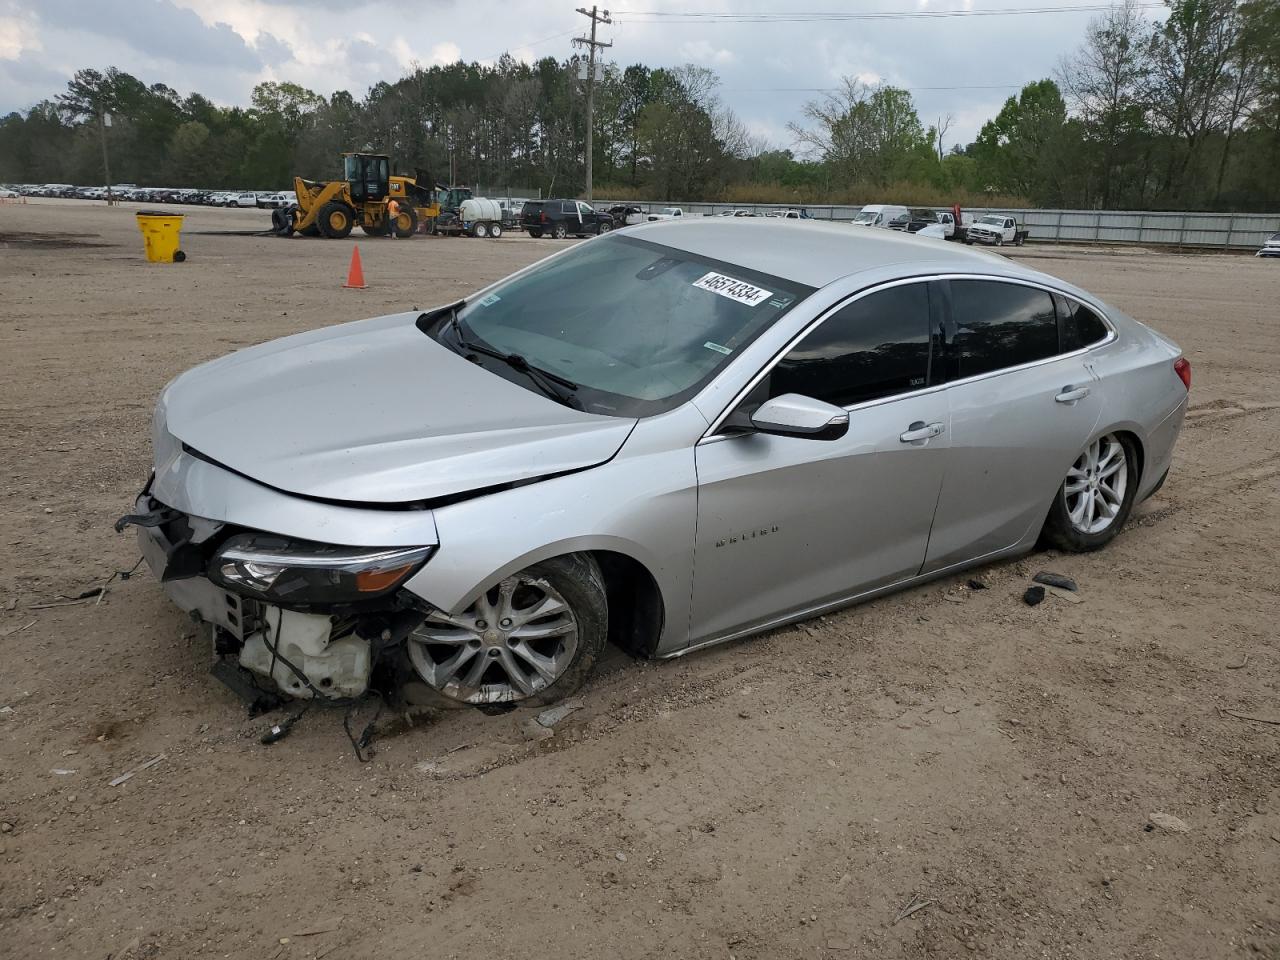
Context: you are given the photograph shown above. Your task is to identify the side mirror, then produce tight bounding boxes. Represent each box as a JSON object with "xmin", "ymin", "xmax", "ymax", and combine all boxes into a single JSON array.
[{"xmin": 749, "ymin": 394, "xmax": 849, "ymax": 441}]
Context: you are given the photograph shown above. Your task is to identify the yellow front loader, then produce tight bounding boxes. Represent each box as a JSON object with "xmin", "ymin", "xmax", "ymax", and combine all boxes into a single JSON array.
[{"xmin": 275, "ymin": 153, "xmax": 440, "ymax": 238}]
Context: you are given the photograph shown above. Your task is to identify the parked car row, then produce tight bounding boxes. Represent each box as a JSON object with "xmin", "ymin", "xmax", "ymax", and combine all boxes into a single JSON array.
[{"xmin": 4, "ymin": 183, "xmax": 291, "ymax": 207}]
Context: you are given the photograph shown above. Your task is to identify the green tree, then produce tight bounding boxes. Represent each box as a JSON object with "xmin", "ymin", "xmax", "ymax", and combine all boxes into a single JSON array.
[
  {"xmin": 1058, "ymin": 0, "xmax": 1152, "ymax": 206},
  {"xmin": 166, "ymin": 121, "xmax": 212, "ymax": 184},
  {"xmin": 971, "ymin": 80, "xmax": 1072, "ymax": 202},
  {"xmin": 791, "ymin": 79, "xmax": 932, "ymax": 187}
]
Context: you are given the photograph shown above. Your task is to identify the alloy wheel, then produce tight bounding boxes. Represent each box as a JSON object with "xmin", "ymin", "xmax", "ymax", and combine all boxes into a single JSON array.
[
  {"xmin": 407, "ymin": 575, "xmax": 579, "ymax": 704},
  {"xmin": 1064, "ymin": 434, "xmax": 1128, "ymax": 535}
]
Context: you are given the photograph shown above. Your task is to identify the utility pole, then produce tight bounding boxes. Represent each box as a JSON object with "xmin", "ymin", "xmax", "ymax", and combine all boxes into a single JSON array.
[
  {"xmin": 99, "ymin": 109, "xmax": 115, "ymax": 205},
  {"xmin": 573, "ymin": 5, "xmax": 611, "ymax": 202}
]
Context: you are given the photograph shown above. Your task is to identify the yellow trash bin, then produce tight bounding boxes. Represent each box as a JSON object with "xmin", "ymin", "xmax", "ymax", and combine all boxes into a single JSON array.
[{"xmin": 135, "ymin": 210, "xmax": 186, "ymax": 263}]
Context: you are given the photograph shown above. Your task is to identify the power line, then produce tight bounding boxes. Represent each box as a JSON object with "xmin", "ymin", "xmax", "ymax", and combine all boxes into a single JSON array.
[
  {"xmin": 478, "ymin": 28, "xmax": 578, "ymax": 64},
  {"xmin": 724, "ymin": 83, "xmax": 1029, "ymax": 92},
  {"xmin": 612, "ymin": 3, "xmax": 1163, "ymax": 22}
]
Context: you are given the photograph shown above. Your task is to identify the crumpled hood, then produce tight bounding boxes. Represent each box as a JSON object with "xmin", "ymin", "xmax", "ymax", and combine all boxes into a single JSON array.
[{"xmin": 160, "ymin": 311, "xmax": 637, "ymax": 504}]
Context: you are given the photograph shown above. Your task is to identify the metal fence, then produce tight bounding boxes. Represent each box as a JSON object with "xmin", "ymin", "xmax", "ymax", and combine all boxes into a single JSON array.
[
  {"xmin": 594, "ymin": 199, "xmax": 1280, "ymax": 251},
  {"xmin": 474, "ymin": 185, "xmax": 542, "ymax": 202}
]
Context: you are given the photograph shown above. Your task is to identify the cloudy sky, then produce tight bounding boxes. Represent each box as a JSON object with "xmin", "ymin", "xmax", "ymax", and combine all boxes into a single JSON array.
[{"xmin": 0, "ymin": 0, "xmax": 1165, "ymax": 148}]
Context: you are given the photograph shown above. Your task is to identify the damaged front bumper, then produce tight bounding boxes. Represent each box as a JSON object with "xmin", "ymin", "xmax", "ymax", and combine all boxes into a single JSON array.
[{"xmin": 126, "ymin": 482, "xmax": 431, "ymax": 706}]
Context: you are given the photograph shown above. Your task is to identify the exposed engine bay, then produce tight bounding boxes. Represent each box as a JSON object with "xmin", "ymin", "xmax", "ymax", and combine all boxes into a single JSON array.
[{"xmin": 121, "ymin": 490, "xmax": 430, "ymax": 712}]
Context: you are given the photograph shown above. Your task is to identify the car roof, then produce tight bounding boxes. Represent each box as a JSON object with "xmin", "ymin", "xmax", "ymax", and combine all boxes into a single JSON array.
[{"xmin": 623, "ymin": 218, "xmax": 1022, "ymax": 289}]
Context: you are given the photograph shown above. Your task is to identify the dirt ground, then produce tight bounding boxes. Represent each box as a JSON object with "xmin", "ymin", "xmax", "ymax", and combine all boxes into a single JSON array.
[{"xmin": 1, "ymin": 199, "xmax": 1278, "ymax": 960}]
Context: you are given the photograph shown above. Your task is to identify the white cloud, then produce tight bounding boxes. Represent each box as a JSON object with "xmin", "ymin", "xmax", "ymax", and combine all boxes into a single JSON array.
[
  {"xmin": 678, "ymin": 39, "xmax": 734, "ymax": 66},
  {"xmin": 0, "ymin": 14, "xmax": 41, "ymax": 60},
  {"xmin": 428, "ymin": 40, "xmax": 461, "ymax": 66},
  {"xmin": 745, "ymin": 117, "xmax": 793, "ymax": 150}
]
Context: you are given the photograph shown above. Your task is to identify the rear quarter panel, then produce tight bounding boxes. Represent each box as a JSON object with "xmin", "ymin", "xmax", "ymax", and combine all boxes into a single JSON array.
[{"xmin": 1084, "ymin": 308, "xmax": 1186, "ymax": 496}]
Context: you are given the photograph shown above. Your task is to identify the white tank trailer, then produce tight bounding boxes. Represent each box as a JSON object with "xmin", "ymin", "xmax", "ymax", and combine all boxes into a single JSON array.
[{"xmin": 438, "ymin": 197, "xmax": 504, "ymax": 238}]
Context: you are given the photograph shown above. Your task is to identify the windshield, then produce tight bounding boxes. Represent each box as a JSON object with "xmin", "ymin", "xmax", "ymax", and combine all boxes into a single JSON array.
[
  {"xmin": 433, "ymin": 235, "xmax": 812, "ymax": 418},
  {"xmin": 661, "ymin": 207, "xmax": 679, "ymax": 215},
  {"xmin": 852, "ymin": 210, "xmax": 879, "ymax": 223},
  {"xmin": 978, "ymin": 215, "xmax": 1005, "ymax": 226}
]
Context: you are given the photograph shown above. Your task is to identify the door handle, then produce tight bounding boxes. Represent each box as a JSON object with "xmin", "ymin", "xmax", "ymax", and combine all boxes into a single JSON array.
[
  {"xmin": 1055, "ymin": 386, "xmax": 1090, "ymax": 403},
  {"xmin": 900, "ymin": 421, "xmax": 944, "ymax": 443}
]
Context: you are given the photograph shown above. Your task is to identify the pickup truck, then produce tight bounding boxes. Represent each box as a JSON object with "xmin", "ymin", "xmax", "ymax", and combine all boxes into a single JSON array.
[
  {"xmin": 965, "ymin": 214, "xmax": 1029, "ymax": 246},
  {"xmin": 647, "ymin": 206, "xmax": 684, "ymax": 221},
  {"xmin": 606, "ymin": 204, "xmax": 647, "ymax": 226},
  {"xmin": 906, "ymin": 208, "xmax": 972, "ymax": 240}
]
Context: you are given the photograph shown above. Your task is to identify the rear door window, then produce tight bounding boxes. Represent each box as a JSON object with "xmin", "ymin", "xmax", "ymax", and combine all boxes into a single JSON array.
[
  {"xmin": 769, "ymin": 282, "xmax": 933, "ymax": 407},
  {"xmin": 1056, "ymin": 296, "xmax": 1110, "ymax": 351},
  {"xmin": 948, "ymin": 279, "xmax": 1059, "ymax": 379}
]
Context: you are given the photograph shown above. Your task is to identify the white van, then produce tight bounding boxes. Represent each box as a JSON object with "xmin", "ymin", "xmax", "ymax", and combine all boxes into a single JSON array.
[{"xmin": 850, "ymin": 203, "xmax": 909, "ymax": 229}]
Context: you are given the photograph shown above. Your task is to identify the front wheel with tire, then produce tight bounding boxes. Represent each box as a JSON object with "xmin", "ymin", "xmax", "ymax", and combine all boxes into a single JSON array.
[
  {"xmin": 597, "ymin": 221, "xmax": 612, "ymax": 234},
  {"xmin": 318, "ymin": 201, "xmax": 355, "ymax": 239},
  {"xmin": 391, "ymin": 204, "xmax": 417, "ymax": 238},
  {"xmin": 552, "ymin": 223, "xmax": 568, "ymax": 240},
  {"xmin": 403, "ymin": 554, "xmax": 606, "ymax": 708},
  {"xmin": 1042, "ymin": 432, "xmax": 1138, "ymax": 552},
  {"xmin": 471, "ymin": 221, "xmax": 489, "ymax": 238}
]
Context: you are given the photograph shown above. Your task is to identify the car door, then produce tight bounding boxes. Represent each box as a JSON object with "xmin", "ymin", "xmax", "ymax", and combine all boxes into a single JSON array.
[
  {"xmin": 921, "ymin": 277, "xmax": 1103, "ymax": 572},
  {"xmin": 691, "ymin": 280, "xmax": 950, "ymax": 643}
]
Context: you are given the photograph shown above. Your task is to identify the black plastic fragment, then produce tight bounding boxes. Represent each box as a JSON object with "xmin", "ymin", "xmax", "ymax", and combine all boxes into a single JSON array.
[
  {"xmin": 967, "ymin": 579, "xmax": 987, "ymax": 590},
  {"xmin": 1034, "ymin": 571, "xmax": 1078, "ymax": 592},
  {"xmin": 1023, "ymin": 586, "xmax": 1046, "ymax": 607},
  {"xmin": 211, "ymin": 659, "xmax": 287, "ymax": 716}
]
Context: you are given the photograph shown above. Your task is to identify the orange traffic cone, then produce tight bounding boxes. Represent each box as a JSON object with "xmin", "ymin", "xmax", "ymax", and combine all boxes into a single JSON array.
[{"xmin": 343, "ymin": 245, "xmax": 367, "ymax": 289}]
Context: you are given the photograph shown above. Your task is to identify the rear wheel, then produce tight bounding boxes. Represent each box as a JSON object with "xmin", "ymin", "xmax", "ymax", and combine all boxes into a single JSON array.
[
  {"xmin": 489, "ymin": 222, "xmax": 503, "ymax": 238},
  {"xmin": 527, "ymin": 228, "xmax": 543, "ymax": 238},
  {"xmin": 403, "ymin": 554, "xmax": 606, "ymax": 708},
  {"xmin": 391, "ymin": 204, "xmax": 417, "ymax": 238},
  {"xmin": 1042, "ymin": 432, "xmax": 1138, "ymax": 552},
  {"xmin": 471, "ymin": 221, "xmax": 489, "ymax": 238},
  {"xmin": 318, "ymin": 201, "xmax": 355, "ymax": 239}
]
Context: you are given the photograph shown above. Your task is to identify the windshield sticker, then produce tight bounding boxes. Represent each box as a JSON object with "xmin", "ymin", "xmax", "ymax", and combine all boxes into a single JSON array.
[
  {"xmin": 478, "ymin": 293, "xmax": 501, "ymax": 307},
  {"xmin": 692, "ymin": 271, "xmax": 773, "ymax": 306},
  {"xmin": 703, "ymin": 341, "xmax": 733, "ymax": 356}
]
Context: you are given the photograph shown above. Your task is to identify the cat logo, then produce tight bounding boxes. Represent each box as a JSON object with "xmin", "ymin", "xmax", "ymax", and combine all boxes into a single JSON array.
[{"xmin": 715, "ymin": 526, "xmax": 780, "ymax": 548}]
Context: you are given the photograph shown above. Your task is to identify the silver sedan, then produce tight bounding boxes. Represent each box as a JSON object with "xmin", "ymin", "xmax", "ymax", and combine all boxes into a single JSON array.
[{"xmin": 122, "ymin": 220, "xmax": 1190, "ymax": 711}]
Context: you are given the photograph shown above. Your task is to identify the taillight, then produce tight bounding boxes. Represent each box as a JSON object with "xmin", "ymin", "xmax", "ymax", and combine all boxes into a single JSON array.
[
  {"xmin": 1174, "ymin": 357, "xmax": 1191, "ymax": 391},
  {"xmin": 540, "ymin": 211, "xmax": 547, "ymax": 223}
]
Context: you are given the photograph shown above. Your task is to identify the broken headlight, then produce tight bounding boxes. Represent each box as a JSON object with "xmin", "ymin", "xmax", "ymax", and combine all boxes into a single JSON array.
[{"xmin": 209, "ymin": 534, "xmax": 432, "ymax": 604}]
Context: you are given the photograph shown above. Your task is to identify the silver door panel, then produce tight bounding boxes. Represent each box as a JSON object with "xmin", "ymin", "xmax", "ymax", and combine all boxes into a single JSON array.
[
  {"xmin": 923, "ymin": 357, "xmax": 1101, "ymax": 572},
  {"xmin": 691, "ymin": 393, "xmax": 948, "ymax": 644}
]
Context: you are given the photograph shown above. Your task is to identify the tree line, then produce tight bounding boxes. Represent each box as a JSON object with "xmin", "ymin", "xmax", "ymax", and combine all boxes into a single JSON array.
[{"xmin": 0, "ymin": 0, "xmax": 1277, "ymax": 210}]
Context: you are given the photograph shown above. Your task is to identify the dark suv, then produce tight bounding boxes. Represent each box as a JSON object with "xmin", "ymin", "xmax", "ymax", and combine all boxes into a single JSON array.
[{"xmin": 521, "ymin": 199, "xmax": 614, "ymax": 239}]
